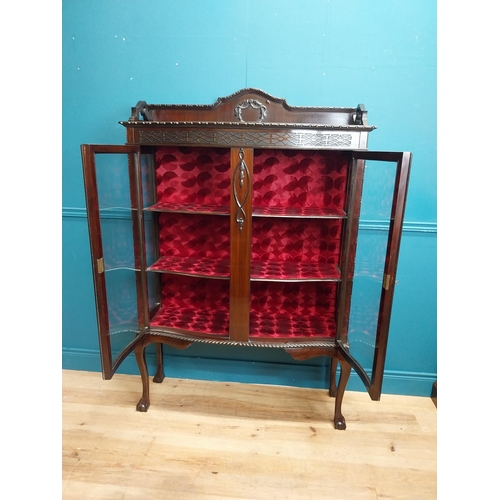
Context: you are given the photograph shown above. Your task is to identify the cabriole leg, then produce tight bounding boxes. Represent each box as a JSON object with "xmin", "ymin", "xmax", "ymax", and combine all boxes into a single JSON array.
[
  {"xmin": 134, "ymin": 343, "xmax": 150, "ymax": 412},
  {"xmin": 153, "ymin": 342, "xmax": 165, "ymax": 383},
  {"xmin": 329, "ymin": 357, "xmax": 338, "ymax": 397},
  {"xmin": 333, "ymin": 356, "xmax": 352, "ymax": 430}
]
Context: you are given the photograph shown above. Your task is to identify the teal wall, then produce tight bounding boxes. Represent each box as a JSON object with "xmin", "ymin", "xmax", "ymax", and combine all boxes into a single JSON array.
[{"xmin": 62, "ymin": 0, "xmax": 436, "ymax": 396}]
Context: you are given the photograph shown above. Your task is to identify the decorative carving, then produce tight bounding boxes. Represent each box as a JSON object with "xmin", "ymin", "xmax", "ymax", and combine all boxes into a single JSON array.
[
  {"xmin": 138, "ymin": 129, "xmax": 354, "ymax": 148},
  {"xmin": 233, "ymin": 149, "xmax": 250, "ymax": 231},
  {"xmin": 234, "ymin": 99, "xmax": 267, "ymax": 122},
  {"xmin": 148, "ymin": 328, "xmax": 337, "ymax": 349}
]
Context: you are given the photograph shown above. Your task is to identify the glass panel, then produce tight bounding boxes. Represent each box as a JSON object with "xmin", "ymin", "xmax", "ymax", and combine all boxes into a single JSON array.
[
  {"xmin": 347, "ymin": 160, "xmax": 396, "ymax": 380},
  {"xmin": 95, "ymin": 154, "xmax": 135, "ymax": 210},
  {"xmin": 139, "ymin": 149, "xmax": 160, "ymax": 313},
  {"xmin": 141, "ymin": 150, "xmax": 156, "ymax": 209},
  {"xmin": 95, "ymin": 153, "xmax": 141, "ymax": 360},
  {"xmin": 144, "ymin": 213, "xmax": 160, "ymax": 311}
]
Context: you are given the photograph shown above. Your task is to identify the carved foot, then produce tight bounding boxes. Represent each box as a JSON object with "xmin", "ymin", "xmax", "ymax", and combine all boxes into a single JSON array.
[
  {"xmin": 153, "ymin": 372, "xmax": 165, "ymax": 384},
  {"xmin": 333, "ymin": 415, "xmax": 346, "ymax": 430},
  {"xmin": 136, "ymin": 398, "xmax": 150, "ymax": 412}
]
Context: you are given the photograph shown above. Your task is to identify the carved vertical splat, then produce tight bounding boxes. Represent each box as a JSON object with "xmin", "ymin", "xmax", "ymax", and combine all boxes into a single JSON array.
[
  {"xmin": 233, "ymin": 149, "xmax": 250, "ymax": 231},
  {"xmin": 229, "ymin": 148, "xmax": 253, "ymax": 342}
]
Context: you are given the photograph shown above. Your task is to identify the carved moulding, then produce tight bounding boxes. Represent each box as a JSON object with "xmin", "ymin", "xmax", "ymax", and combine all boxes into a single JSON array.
[{"xmin": 137, "ymin": 129, "xmax": 356, "ymax": 149}]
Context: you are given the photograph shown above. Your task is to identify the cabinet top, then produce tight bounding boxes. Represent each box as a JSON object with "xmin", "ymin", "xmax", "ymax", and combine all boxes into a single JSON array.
[{"xmin": 119, "ymin": 88, "xmax": 376, "ymax": 132}]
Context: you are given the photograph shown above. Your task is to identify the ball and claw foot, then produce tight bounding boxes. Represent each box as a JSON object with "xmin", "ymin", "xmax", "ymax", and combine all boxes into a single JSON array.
[
  {"xmin": 333, "ymin": 415, "xmax": 346, "ymax": 430},
  {"xmin": 136, "ymin": 398, "xmax": 150, "ymax": 412}
]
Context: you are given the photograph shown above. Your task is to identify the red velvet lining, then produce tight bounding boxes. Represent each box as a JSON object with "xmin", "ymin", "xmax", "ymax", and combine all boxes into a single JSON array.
[
  {"xmin": 157, "ymin": 213, "xmax": 230, "ymax": 260},
  {"xmin": 146, "ymin": 201, "xmax": 229, "ymax": 215},
  {"xmin": 155, "ymin": 146, "xmax": 231, "ymax": 208},
  {"xmin": 250, "ymin": 282, "xmax": 337, "ymax": 338},
  {"xmin": 252, "ymin": 218, "xmax": 342, "ymax": 264},
  {"xmin": 150, "ymin": 277, "xmax": 336, "ymax": 338},
  {"xmin": 149, "ymin": 257, "xmax": 339, "ymax": 281},
  {"xmin": 251, "ymin": 261, "xmax": 340, "ymax": 281},
  {"xmin": 148, "ymin": 256, "xmax": 230, "ymax": 278},
  {"xmin": 253, "ymin": 149, "xmax": 349, "ymax": 210},
  {"xmin": 150, "ymin": 275, "xmax": 229, "ymax": 335},
  {"xmin": 150, "ymin": 147, "xmax": 345, "ymax": 338},
  {"xmin": 253, "ymin": 206, "xmax": 345, "ymax": 218}
]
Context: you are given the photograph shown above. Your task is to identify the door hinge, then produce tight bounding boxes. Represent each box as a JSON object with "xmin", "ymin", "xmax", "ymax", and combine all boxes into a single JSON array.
[
  {"xmin": 97, "ymin": 258, "xmax": 104, "ymax": 274},
  {"xmin": 383, "ymin": 273, "xmax": 391, "ymax": 290}
]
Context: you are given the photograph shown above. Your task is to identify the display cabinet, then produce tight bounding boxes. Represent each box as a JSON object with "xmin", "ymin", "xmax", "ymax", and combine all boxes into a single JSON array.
[{"xmin": 81, "ymin": 88, "xmax": 411, "ymax": 429}]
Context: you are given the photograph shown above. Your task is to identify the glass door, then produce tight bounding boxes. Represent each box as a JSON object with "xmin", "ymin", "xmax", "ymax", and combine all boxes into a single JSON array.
[
  {"xmin": 337, "ymin": 151, "xmax": 412, "ymax": 400},
  {"xmin": 81, "ymin": 144, "xmax": 149, "ymax": 379}
]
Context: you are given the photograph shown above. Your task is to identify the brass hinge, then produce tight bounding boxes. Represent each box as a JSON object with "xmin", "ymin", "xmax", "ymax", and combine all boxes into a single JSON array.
[
  {"xmin": 97, "ymin": 258, "xmax": 104, "ymax": 274},
  {"xmin": 383, "ymin": 273, "xmax": 391, "ymax": 290}
]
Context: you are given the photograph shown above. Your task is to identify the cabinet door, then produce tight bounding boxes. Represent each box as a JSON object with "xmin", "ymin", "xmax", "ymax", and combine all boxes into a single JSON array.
[
  {"xmin": 81, "ymin": 144, "xmax": 149, "ymax": 379},
  {"xmin": 337, "ymin": 151, "xmax": 411, "ymax": 400}
]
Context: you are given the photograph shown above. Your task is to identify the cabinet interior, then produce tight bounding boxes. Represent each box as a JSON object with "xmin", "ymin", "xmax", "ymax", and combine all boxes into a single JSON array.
[{"xmin": 146, "ymin": 145, "xmax": 350, "ymax": 339}]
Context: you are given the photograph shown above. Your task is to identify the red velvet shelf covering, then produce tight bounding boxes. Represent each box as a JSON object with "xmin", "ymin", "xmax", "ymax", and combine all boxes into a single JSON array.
[
  {"xmin": 149, "ymin": 276, "xmax": 337, "ymax": 338},
  {"xmin": 145, "ymin": 202, "xmax": 229, "ymax": 215},
  {"xmin": 145, "ymin": 202, "xmax": 345, "ymax": 219},
  {"xmin": 150, "ymin": 304, "xmax": 336, "ymax": 339},
  {"xmin": 250, "ymin": 311, "xmax": 336, "ymax": 338},
  {"xmin": 150, "ymin": 275, "xmax": 230, "ymax": 335},
  {"xmin": 148, "ymin": 257, "xmax": 340, "ymax": 281},
  {"xmin": 253, "ymin": 206, "xmax": 346, "ymax": 218},
  {"xmin": 249, "ymin": 282, "xmax": 337, "ymax": 338},
  {"xmin": 148, "ymin": 256, "xmax": 230, "ymax": 279},
  {"xmin": 251, "ymin": 261, "xmax": 340, "ymax": 281},
  {"xmin": 150, "ymin": 304, "xmax": 229, "ymax": 335}
]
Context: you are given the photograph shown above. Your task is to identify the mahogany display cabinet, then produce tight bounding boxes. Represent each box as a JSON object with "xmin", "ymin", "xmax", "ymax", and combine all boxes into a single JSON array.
[{"xmin": 81, "ymin": 88, "xmax": 411, "ymax": 429}]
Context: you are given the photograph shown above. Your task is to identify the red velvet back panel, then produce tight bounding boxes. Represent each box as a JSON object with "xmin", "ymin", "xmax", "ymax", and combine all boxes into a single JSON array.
[
  {"xmin": 150, "ymin": 275, "xmax": 229, "ymax": 335},
  {"xmin": 250, "ymin": 282, "xmax": 337, "ymax": 338},
  {"xmin": 157, "ymin": 213, "xmax": 230, "ymax": 260},
  {"xmin": 253, "ymin": 149, "xmax": 349, "ymax": 209},
  {"xmin": 152, "ymin": 146, "xmax": 344, "ymax": 339},
  {"xmin": 155, "ymin": 147, "xmax": 231, "ymax": 207},
  {"xmin": 251, "ymin": 219, "xmax": 342, "ymax": 264}
]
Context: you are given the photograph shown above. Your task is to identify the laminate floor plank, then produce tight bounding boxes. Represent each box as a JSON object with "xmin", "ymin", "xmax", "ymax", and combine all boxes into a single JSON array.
[{"xmin": 62, "ymin": 370, "xmax": 437, "ymax": 499}]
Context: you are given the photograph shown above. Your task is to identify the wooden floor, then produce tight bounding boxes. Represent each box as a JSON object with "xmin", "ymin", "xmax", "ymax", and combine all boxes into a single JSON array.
[{"xmin": 62, "ymin": 370, "xmax": 437, "ymax": 499}]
